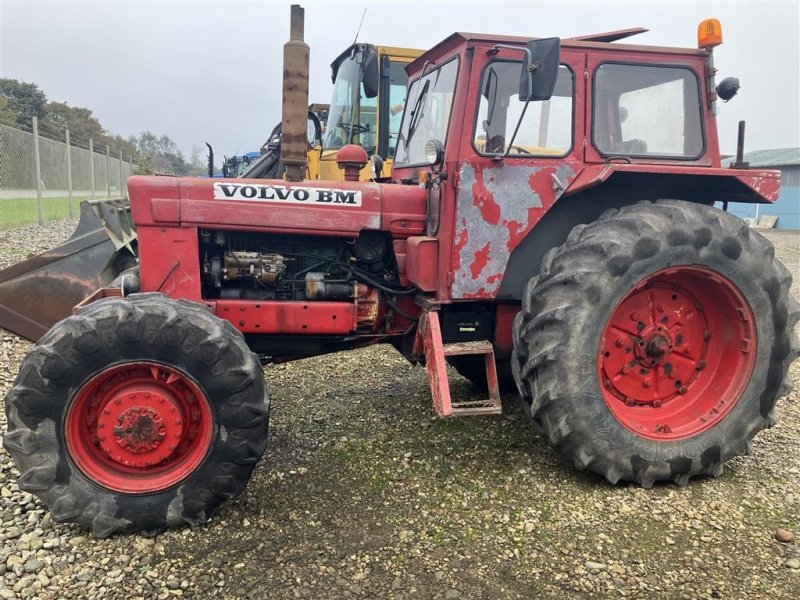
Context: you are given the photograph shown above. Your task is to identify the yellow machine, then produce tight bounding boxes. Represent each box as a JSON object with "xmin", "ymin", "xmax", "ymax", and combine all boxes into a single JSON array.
[{"xmin": 311, "ymin": 44, "xmax": 423, "ymax": 181}]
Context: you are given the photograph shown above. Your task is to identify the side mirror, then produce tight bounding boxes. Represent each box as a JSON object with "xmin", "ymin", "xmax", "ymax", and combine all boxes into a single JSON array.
[
  {"xmin": 362, "ymin": 48, "xmax": 380, "ymax": 99},
  {"xmin": 519, "ymin": 37, "xmax": 560, "ymax": 101}
]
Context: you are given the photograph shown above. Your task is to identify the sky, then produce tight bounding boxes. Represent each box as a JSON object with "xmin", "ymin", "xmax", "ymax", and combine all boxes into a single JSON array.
[{"xmin": 1, "ymin": 0, "xmax": 798, "ymax": 158}]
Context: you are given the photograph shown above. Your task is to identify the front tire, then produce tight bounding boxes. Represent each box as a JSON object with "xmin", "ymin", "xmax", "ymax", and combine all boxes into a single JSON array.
[
  {"xmin": 512, "ymin": 200, "xmax": 799, "ymax": 487},
  {"xmin": 3, "ymin": 294, "xmax": 270, "ymax": 536}
]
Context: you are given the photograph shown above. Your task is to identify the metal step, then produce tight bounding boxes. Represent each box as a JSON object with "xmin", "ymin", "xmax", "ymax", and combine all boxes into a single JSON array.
[{"xmin": 419, "ymin": 312, "xmax": 502, "ymax": 417}]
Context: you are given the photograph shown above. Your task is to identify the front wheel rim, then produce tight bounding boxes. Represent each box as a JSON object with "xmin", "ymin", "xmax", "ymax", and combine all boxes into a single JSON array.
[
  {"xmin": 65, "ymin": 362, "xmax": 214, "ymax": 493},
  {"xmin": 597, "ymin": 266, "xmax": 756, "ymax": 441}
]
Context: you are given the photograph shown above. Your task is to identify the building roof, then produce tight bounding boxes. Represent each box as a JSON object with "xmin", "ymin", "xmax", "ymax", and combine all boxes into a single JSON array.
[{"xmin": 722, "ymin": 148, "xmax": 800, "ymax": 168}]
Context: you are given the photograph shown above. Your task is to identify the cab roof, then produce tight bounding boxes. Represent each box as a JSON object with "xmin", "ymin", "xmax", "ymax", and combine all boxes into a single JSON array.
[{"xmin": 406, "ymin": 29, "xmax": 706, "ymax": 75}]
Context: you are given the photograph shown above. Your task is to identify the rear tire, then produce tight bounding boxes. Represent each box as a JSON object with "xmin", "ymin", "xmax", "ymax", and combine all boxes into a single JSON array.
[
  {"xmin": 3, "ymin": 293, "xmax": 270, "ymax": 536},
  {"xmin": 512, "ymin": 200, "xmax": 799, "ymax": 487}
]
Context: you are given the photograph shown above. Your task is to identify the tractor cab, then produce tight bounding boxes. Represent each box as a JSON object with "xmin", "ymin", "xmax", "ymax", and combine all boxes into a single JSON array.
[
  {"xmin": 390, "ymin": 29, "xmax": 775, "ymax": 302},
  {"xmin": 391, "ymin": 29, "xmax": 718, "ymax": 182}
]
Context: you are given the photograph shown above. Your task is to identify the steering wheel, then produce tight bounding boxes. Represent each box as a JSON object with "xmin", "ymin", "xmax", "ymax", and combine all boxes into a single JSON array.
[
  {"xmin": 336, "ymin": 121, "xmax": 371, "ymax": 136},
  {"xmin": 509, "ymin": 145, "xmax": 534, "ymax": 155}
]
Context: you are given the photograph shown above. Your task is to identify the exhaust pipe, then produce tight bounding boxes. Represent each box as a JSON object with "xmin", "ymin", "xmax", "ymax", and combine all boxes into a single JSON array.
[
  {"xmin": 281, "ymin": 4, "xmax": 310, "ymax": 182},
  {"xmin": 205, "ymin": 142, "xmax": 214, "ymax": 177}
]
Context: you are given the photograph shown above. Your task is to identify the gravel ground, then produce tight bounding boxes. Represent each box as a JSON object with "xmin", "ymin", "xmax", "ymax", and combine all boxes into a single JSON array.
[{"xmin": 0, "ymin": 219, "xmax": 798, "ymax": 599}]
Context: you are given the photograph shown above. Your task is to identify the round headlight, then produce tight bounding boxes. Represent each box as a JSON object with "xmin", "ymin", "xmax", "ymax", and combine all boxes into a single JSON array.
[{"xmin": 424, "ymin": 139, "xmax": 444, "ymax": 167}]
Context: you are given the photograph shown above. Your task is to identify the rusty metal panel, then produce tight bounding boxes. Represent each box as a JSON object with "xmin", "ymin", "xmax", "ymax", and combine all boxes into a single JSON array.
[{"xmin": 451, "ymin": 161, "xmax": 576, "ymax": 299}]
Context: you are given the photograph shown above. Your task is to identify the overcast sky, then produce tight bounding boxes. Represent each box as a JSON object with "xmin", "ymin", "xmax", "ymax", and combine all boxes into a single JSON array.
[{"xmin": 1, "ymin": 0, "xmax": 798, "ymax": 158}]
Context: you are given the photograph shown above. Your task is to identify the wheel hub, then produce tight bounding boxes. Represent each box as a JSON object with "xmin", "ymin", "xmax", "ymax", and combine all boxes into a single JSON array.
[
  {"xmin": 645, "ymin": 335, "xmax": 670, "ymax": 360},
  {"xmin": 66, "ymin": 363, "xmax": 213, "ymax": 493},
  {"xmin": 597, "ymin": 266, "xmax": 756, "ymax": 440},
  {"xmin": 601, "ymin": 282, "xmax": 703, "ymax": 408},
  {"xmin": 113, "ymin": 407, "xmax": 167, "ymax": 454}
]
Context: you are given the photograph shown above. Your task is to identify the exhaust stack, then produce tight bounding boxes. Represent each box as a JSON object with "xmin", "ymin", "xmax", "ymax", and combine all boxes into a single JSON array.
[{"xmin": 281, "ymin": 5, "xmax": 310, "ymax": 182}]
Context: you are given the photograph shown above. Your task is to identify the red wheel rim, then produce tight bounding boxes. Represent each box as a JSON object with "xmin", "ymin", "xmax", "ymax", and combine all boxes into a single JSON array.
[
  {"xmin": 65, "ymin": 363, "xmax": 213, "ymax": 493},
  {"xmin": 597, "ymin": 266, "xmax": 756, "ymax": 441}
]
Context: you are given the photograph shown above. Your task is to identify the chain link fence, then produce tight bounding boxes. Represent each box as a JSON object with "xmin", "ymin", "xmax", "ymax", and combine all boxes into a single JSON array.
[{"xmin": 0, "ymin": 120, "xmax": 135, "ymax": 229}]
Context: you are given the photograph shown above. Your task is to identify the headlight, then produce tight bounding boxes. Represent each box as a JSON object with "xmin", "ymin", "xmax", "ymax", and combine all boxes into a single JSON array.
[{"xmin": 424, "ymin": 139, "xmax": 444, "ymax": 168}]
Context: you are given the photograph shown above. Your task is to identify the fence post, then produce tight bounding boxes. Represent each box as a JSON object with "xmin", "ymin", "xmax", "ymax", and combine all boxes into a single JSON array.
[
  {"xmin": 89, "ymin": 138, "xmax": 95, "ymax": 201},
  {"xmin": 106, "ymin": 145, "xmax": 111, "ymax": 198},
  {"xmin": 118, "ymin": 148, "xmax": 124, "ymax": 199},
  {"xmin": 32, "ymin": 116, "xmax": 44, "ymax": 226},
  {"xmin": 65, "ymin": 128, "xmax": 74, "ymax": 217}
]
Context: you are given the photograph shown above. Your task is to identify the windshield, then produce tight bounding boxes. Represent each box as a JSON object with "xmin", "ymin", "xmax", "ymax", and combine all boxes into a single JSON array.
[
  {"xmin": 593, "ymin": 63, "xmax": 704, "ymax": 158},
  {"xmin": 323, "ymin": 50, "xmax": 378, "ymax": 154},
  {"xmin": 395, "ymin": 58, "xmax": 459, "ymax": 166}
]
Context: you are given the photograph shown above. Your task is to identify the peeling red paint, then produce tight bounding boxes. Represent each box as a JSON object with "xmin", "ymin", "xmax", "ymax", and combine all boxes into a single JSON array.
[
  {"xmin": 506, "ymin": 206, "xmax": 542, "ymax": 251},
  {"xmin": 477, "ymin": 195, "xmax": 501, "ymax": 225},
  {"xmin": 452, "ymin": 217, "xmax": 469, "ymax": 272},
  {"xmin": 462, "ymin": 289, "xmax": 488, "ymax": 299},
  {"xmin": 472, "ymin": 166, "xmax": 501, "ymax": 225},
  {"xmin": 471, "ymin": 242, "xmax": 491, "ymax": 279},
  {"xmin": 507, "ymin": 219, "xmax": 525, "ymax": 245}
]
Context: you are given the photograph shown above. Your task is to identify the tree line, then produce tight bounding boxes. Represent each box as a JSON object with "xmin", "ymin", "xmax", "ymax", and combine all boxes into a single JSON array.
[{"xmin": 0, "ymin": 78, "xmax": 206, "ymax": 176}]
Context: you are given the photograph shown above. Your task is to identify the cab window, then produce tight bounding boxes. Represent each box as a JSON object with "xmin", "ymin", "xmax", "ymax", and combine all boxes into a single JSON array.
[
  {"xmin": 395, "ymin": 58, "xmax": 459, "ymax": 166},
  {"xmin": 593, "ymin": 63, "xmax": 704, "ymax": 158},
  {"xmin": 473, "ymin": 62, "xmax": 574, "ymax": 156}
]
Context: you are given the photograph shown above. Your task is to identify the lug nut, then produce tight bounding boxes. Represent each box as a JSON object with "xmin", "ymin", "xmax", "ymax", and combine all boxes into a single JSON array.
[
  {"xmin": 653, "ymin": 400, "xmax": 662, "ymax": 408},
  {"xmin": 631, "ymin": 312, "xmax": 640, "ymax": 321},
  {"xmin": 615, "ymin": 339, "xmax": 624, "ymax": 348},
  {"xmin": 643, "ymin": 379, "xmax": 651, "ymax": 388},
  {"xmin": 679, "ymin": 386, "xmax": 688, "ymax": 394}
]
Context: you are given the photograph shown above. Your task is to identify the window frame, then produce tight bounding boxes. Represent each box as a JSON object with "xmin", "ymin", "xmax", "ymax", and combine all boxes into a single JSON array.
[
  {"xmin": 470, "ymin": 59, "xmax": 576, "ymax": 159},
  {"xmin": 393, "ymin": 55, "xmax": 461, "ymax": 169},
  {"xmin": 591, "ymin": 61, "xmax": 707, "ymax": 161}
]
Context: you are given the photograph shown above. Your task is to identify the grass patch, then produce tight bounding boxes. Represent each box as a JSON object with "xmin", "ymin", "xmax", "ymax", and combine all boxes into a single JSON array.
[{"xmin": 0, "ymin": 196, "xmax": 90, "ymax": 229}]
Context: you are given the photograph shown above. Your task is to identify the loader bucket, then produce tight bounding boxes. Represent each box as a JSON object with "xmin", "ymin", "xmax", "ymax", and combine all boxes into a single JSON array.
[{"xmin": 0, "ymin": 198, "xmax": 137, "ymax": 342}]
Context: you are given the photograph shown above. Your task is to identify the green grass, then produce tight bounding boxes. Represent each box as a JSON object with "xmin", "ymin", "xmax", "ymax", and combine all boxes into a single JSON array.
[{"xmin": 0, "ymin": 196, "xmax": 90, "ymax": 229}]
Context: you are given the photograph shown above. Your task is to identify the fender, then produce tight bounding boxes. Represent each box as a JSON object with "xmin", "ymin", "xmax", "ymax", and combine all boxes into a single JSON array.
[{"xmin": 496, "ymin": 164, "xmax": 781, "ymax": 301}]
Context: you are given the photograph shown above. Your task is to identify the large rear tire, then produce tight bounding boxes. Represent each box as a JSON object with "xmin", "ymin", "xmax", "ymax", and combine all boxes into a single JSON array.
[
  {"xmin": 512, "ymin": 200, "xmax": 799, "ymax": 487},
  {"xmin": 3, "ymin": 293, "xmax": 270, "ymax": 536}
]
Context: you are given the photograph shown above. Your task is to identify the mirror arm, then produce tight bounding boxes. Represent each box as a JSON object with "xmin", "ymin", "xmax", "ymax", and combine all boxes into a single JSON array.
[
  {"xmin": 503, "ymin": 97, "xmax": 532, "ymax": 158},
  {"xmin": 486, "ymin": 44, "xmax": 534, "ymax": 159}
]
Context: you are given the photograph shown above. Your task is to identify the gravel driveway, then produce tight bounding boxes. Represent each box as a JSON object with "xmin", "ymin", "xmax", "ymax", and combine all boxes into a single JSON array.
[{"xmin": 1, "ymin": 220, "xmax": 798, "ymax": 599}]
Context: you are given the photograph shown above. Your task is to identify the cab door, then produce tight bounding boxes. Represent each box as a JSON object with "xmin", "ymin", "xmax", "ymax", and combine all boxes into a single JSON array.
[{"xmin": 447, "ymin": 47, "xmax": 585, "ymax": 300}]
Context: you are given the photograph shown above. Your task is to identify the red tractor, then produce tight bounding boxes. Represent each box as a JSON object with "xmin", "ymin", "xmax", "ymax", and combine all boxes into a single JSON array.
[{"xmin": 4, "ymin": 14, "xmax": 798, "ymax": 537}]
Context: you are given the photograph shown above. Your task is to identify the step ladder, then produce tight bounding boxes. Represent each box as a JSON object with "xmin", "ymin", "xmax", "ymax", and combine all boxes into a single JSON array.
[{"xmin": 419, "ymin": 311, "xmax": 502, "ymax": 417}]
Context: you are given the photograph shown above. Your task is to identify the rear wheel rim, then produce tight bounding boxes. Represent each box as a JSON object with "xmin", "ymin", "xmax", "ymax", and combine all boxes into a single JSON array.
[
  {"xmin": 65, "ymin": 362, "xmax": 213, "ymax": 493},
  {"xmin": 597, "ymin": 266, "xmax": 756, "ymax": 441}
]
